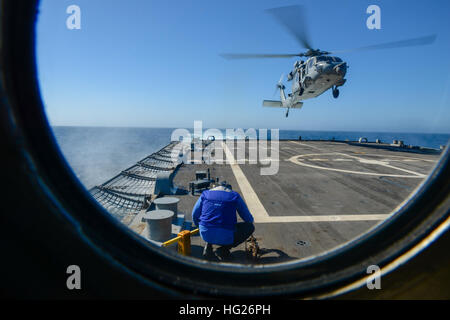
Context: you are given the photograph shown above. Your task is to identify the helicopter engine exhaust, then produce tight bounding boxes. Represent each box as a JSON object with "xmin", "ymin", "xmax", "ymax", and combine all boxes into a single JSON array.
[{"xmin": 334, "ymin": 62, "xmax": 347, "ymax": 77}]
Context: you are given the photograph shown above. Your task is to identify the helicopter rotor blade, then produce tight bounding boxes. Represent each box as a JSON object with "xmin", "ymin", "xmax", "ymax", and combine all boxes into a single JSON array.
[
  {"xmin": 330, "ymin": 34, "xmax": 437, "ymax": 54},
  {"xmin": 265, "ymin": 5, "xmax": 313, "ymax": 51},
  {"xmin": 220, "ymin": 53, "xmax": 300, "ymax": 60}
]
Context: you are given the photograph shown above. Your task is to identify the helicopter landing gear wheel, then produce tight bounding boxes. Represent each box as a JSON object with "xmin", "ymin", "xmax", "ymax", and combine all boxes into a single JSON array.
[
  {"xmin": 332, "ymin": 87, "xmax": 339, "ymax": 99},
  {"xmin": 285, "ymin": 108, "xmax": 290, "ymax": 118}
]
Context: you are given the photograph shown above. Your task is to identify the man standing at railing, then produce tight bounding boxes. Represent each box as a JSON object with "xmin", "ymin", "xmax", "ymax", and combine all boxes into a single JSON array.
[{"xmin": 192, "ymin": 181, "xmax": 255, "ymax": 261}]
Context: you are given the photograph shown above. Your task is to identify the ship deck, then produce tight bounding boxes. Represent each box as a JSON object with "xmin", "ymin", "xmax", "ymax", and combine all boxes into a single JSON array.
[
  {"xmin": 172, "ymin": 140, "xmax": 439, "ymax": 263},
  {"xmin": 91, "ymin": 139, "xmax": 441, "ymax": 265}
]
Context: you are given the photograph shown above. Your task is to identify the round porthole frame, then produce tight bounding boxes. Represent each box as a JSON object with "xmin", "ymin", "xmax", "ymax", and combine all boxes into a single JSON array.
[{"xmin": 0, "ymin": 0, "xmax": 449, "ymax": 298}]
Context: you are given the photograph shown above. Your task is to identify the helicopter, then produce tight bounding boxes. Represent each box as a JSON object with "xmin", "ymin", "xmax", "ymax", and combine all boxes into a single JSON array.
[{"xmin": 221, "ymin": 5, "xmax": 436, "ymax": 118}]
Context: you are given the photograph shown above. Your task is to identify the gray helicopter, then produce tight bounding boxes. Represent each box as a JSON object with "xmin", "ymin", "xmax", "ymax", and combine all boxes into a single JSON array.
[{"xmin": 221, "ymin": 5, "xmax": 436, "ymax": 118}]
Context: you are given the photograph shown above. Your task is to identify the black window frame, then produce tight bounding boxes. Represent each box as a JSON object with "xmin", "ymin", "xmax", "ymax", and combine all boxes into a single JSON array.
[{"xmin": 1, "ymin": 0, "xmax": 449, "ymax": 298}]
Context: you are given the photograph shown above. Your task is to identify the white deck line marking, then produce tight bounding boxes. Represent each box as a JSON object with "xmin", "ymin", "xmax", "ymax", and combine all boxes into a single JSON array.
[
  {"xmin": 290, "ymin": 141, "xmax": 436, "ymax": 163},
  {"xmin": 288, "ymin": 153, "xmax": 427, "ymax": 178},
  {"xmin": 290, "ymin": 141, "xmax": 323, "ymax": 151},
  {"xmin": 257, "ymin": 214, "xmax": 390, "ymax": 223},
  {"xmin": 337, "ymin": 153, "xmax": 426, "ymax": 177},
  {"xmin": 222, "ymin": 142, "xmax": 389, "ymax": 223},
  {"xmin": 222, "ymin": 142, "xmax": 271, "ymax": 222},
  {"xmin": 357, "ymin": 153, "xmax": 437, "ymax": 163}
]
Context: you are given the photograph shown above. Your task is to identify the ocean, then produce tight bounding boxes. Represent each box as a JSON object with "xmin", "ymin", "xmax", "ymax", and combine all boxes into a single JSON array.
[{"xmin": 51, "ymin": 126, "xmax": 449, "ymax": 189}]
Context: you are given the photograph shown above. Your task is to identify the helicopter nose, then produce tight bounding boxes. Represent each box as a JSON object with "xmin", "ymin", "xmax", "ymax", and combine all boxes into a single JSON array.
[{"xmin": 334, "ymin": 62, "xmax": 347, "ymax": 77}]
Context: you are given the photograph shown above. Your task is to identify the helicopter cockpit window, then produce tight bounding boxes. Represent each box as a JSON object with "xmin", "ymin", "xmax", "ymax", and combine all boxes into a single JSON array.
[
  {"xmin": 316, "ymin": 56, "xmax": 329, "ymax": 62},
  {"xmin": 317, "ymin": 56, "xmax": 336, "ymax": 63}
]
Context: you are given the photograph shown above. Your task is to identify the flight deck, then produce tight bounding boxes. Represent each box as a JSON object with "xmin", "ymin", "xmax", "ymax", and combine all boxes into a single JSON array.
[{"xmin": 90, "ymin": 139, "xmax": 441, "ymax": 264}]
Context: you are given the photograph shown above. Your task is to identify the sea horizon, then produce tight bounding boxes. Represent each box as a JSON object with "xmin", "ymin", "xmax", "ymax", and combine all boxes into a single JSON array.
[
  {"xmin": 50, "ymin": 124, "xmax": 450, "ymax": 135},
  {"xmin": 51, "ymin": 126, "xmax": 449, "ymax": 189}
]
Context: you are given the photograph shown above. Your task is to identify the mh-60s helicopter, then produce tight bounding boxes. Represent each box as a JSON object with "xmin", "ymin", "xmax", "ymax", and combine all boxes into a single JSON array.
[{"xmin": 221, "ymin": 5, "xmax": 436, "ymax": 117}]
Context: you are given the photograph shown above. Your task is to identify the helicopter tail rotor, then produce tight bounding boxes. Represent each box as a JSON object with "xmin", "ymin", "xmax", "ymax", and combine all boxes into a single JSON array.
[{"xmin": 273, "ymin": 74, "xmax": 285, "ymax": 96}]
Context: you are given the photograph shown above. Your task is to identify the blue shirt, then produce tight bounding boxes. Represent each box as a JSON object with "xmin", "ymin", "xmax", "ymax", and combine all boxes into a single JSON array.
[{"xmin": 192, "ymin": 188, "xmax": 254, "ymax": 245}]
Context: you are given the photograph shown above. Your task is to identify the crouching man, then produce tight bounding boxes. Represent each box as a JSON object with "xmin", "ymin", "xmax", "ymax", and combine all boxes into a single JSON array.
[{"xmin": 192, "ymin": 182, "xmax": 255, "ymax": 261}]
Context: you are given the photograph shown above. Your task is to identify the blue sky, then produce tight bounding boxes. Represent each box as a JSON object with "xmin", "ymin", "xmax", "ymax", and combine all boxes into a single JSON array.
[{"xmin": 36, "ymin": 0, "xmax": 450, "ymax": 133}]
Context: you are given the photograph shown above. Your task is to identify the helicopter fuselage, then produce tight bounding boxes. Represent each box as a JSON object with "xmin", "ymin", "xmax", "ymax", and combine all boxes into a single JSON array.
[
  {"xmin": 288, "ymin": 55, "xmax": 347, "ymax": 102},
  {"xmin": 226, "ymin": 5, "xmax": 435, "ymax": 118},
  {"xmin": 263, "ymin": 55, "xmax": 348, "ymax": 117}
]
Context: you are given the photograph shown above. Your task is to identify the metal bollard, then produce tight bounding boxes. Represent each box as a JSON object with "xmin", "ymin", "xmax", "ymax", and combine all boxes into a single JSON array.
[
  {"xmin": 154, "ymin": 197, "xmax": 180, "ymax": 222},
  {"xmin": 143, "ymin": 210, "xmax": 174, "ymax": 242}
]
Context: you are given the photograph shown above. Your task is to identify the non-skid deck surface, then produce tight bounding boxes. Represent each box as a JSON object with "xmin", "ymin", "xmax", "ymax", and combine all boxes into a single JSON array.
[{"xmin": 172, "ymin": 140, "xmax": 439, "ymax": 264}]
